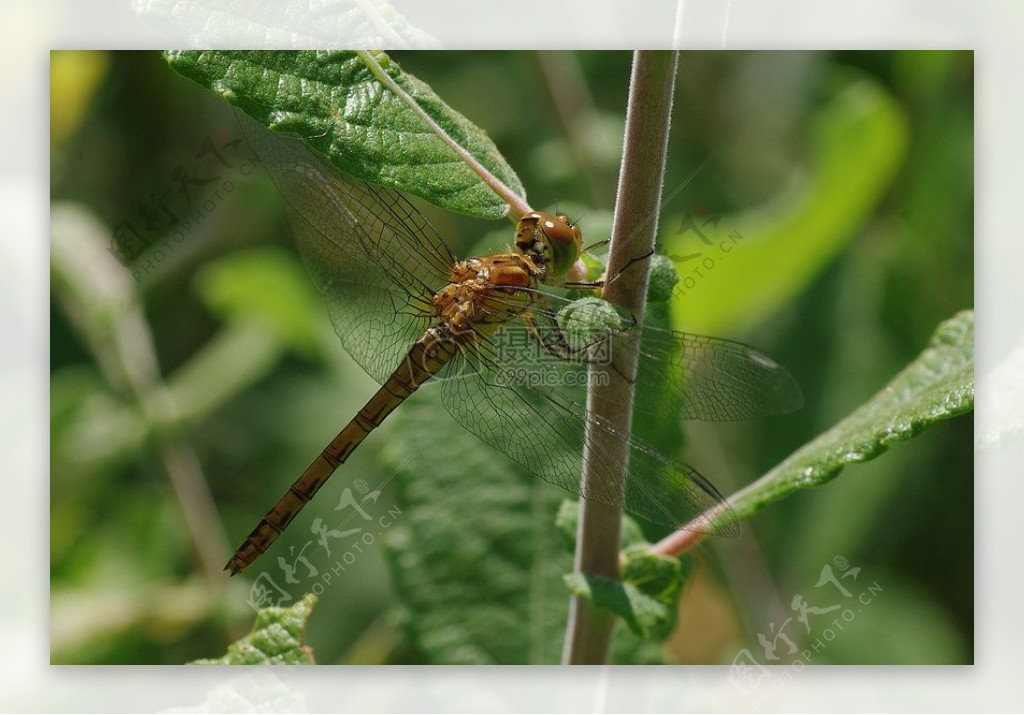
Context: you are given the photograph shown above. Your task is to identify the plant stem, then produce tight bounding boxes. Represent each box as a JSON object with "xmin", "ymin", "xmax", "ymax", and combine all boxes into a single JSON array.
[
  {"xmin": 534, "ymin": 51, "xmax": 611, "ymax": 205},
  {"xmin": 357, "ymin": 50, "xmax": 532, "ymax": 220},
  {"xmin": 561, "ymin": 50, "xmax": 680, "ymax": 665},
  {"xmin": 51, "ymin": 205, "xmax": 232, "ymax": 593}
]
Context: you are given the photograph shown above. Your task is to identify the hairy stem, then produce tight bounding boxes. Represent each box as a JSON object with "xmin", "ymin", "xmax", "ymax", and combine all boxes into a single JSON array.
[
  {"xmin": 357, "ymin": 50, "xmax": 532, "ymax": 220},
  {"xmin": 561, "ymin": 50, "xmax": 679, "ymax": 665}
]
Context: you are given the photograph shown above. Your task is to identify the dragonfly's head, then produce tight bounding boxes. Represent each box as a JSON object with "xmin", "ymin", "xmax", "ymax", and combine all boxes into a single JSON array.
[{"xmin": 514, "ymin": 211, "xmax": 583, "ymax": 280}]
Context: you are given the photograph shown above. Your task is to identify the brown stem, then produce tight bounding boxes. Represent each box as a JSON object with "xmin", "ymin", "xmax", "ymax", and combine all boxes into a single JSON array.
[{"xmin": 561, "ymin": 50, "xmax": 680, "ymax": 665}]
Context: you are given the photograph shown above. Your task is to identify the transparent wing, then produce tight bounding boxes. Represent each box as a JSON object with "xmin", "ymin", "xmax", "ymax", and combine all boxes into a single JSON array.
[
  {"xmin": 439, "ymin": 330, "xmax": 737, "ymax": 534},
  {"xmin": 432, "ymin": 288, "xmax": 801, "ymax": 531},
  {"xmin": 239, "ymin": 112, "xmax": 456, "ymax": 384},
  {"xmin": 637, "ymin": 329, "xmax": 804, "ymax": 421},
  {"xmin": 486, "ymin": 288, "xmax": 804, "ymax": 423}
]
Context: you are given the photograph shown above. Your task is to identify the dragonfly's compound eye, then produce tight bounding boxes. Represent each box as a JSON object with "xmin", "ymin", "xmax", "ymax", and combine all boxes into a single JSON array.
[{"xmin": 545, "ymin": 214, "xmax": 584, "ymax": 278}]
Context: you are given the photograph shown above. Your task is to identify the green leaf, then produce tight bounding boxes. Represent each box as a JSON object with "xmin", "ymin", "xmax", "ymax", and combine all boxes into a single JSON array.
[
  {"xmin": 381, "ymin": 399, "xmax": 659, "ymax": 664},
  {"xmin": 646, "ymin": 254, "xmax": 679, "ymax": 303},
  {"xmin": 564, "ymin": 550, "xmax": 693, "ymax": 641},
  {"xmin": 191, "ymin": 593, "xmax": 318, "ymax": 664},
  {"xmin": 381, "ymin": 397, "xmax": 569, "ymax": 665},
  {"xmin": 707, "ymin": 310, "xmax": 974, "ymax": 531},
  {"xmin": 165, "ymin": 50, "xmax": 524, "ymax": 219},
  {"xmin": 666, "ymin": 71, "xmax": 908, "ymax": 334},
  {"xmin": 556, "ymin": 297, "xmax": 627, "ymax": 348},
  {"xmin": 557, "ymin": 500, "xmax": 695, "ymax": 641}
]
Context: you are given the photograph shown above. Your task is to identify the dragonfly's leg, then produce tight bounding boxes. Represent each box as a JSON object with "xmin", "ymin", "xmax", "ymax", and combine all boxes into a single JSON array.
[
  {"xmin": 549, "ymin": 310, "xmax": 640, "ymax": 384},
  {"xmin": 560, "ymin": 249, "xmax": 656, "ymax": 291},
  {"xmin": 524, "ymin": 315, "xmax": 580, "ymax": 362},
  {"xmin": 532, "ymin": 300, "xmax": 639, "ymax": 354},
  {"xmin": 555, "ymin": 309, "xmax": 620, "ymax": 354},
  {"xmin": 525, "ymin": 312, "xmax": 638, "ymax": 385},
  {"xmin": 397, "ymin": 293, "xmax": 438, "ymax": 321}
]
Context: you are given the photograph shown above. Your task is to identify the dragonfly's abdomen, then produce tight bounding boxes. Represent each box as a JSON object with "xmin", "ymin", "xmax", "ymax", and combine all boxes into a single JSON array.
[{"xmin": 225, "ymin": 328, "xmax": 459, "ymax": 576}]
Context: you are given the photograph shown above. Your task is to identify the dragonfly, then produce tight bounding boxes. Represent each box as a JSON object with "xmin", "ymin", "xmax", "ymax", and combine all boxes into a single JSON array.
[{"xmin": 225, "ymin": 117, "xmax": 803, "ymax": 576}]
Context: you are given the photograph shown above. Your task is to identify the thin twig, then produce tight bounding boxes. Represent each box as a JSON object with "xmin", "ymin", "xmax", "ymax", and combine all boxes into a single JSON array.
[
  {"xmin": 650, "ymin": 455, "xmax": 787, "ymax": 559},
  {"xmin": 561, "ymin": 51, "xmax": 680, "ymax": 665},
  {"xmin": 51, "ymin": 205, "xmax": 232, "ymax": 592},
  {"xmin": 534, "ymin": 51, "xmax": 611, "ymax": 205}
]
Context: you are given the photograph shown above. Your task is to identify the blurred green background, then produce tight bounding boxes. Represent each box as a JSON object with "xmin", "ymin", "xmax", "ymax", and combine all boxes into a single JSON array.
[{"xmin": 50, "ymin": 50, "xmax": 973, "ymax": 665}]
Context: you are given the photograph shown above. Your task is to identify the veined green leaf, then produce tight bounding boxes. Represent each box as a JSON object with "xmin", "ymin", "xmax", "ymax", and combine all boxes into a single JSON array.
[
  {"xmin": 380, "ymin": 399, "xmax": 663, "ymax": 663},
  {"xmin": 558, "ymin": 500, "xmax": 695, "ymax": 641},
  {"xmin": 705, "ymin": 310, "xmax": 973, "ymax": 530},
  {"xmin": 165, "ymin": 50, "xmax": 524, "ymax": 219},
  {"xmin": 564, "ymin": 549, "xmax": 694, "ymax": 641},
  {"xmin": 191, "ymin": 593, "xmax": 317, "ymax": 664}
]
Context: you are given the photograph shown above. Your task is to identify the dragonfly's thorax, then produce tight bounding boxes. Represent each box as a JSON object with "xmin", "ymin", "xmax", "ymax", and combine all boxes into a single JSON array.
[{"xmin": 432, "ymin": 254, "xmax": 538, "ymax": 338}]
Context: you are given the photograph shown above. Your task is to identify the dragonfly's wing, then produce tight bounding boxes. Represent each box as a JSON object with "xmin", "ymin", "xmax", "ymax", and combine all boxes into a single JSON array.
[
  {"xmin": 433, "ymin": 286, "xmax": 802, "ymax": 530},
  {"xmin": 519, "ymin": 290, "xmax": 804, "ymax": 422},
  {"xmin": 239, "ymin": 113, "xmax": 455, "ymax": 384},
  {"xmin": 439, "ymin": 322, "xmax": 737, "ymax": 535},
  {"xmin": 636, "ymin": 328, "xmax": 804, "ymax": 422}
]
